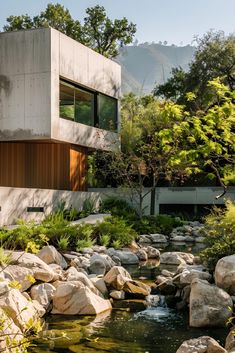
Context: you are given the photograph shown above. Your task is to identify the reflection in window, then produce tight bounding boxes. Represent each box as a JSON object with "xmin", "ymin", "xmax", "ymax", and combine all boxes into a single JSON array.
[
  {"xmin": 59, "ymin": 79, "xmax": 118, "ymax": 132},
  {"xmin": 75, "ymin": 87, "xmax": 94, "ymax": 127},
  {"xmin": 60, "ymin": 82, "xmax": 74, "ymax": 120},
  {"xmin": 98, "ymin": 94, "xmax": 117, "ymax": 132}
]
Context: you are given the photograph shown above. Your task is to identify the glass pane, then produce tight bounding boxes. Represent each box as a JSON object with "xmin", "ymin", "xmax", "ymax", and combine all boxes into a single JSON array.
[
  {"xmin": 75, "ymin": 87, "xmax": 94, "ymax": 126},
  {"xmin": 60, "ymin": 82, "xmax": 74, "ymax": 120},
  {"xmin": 98, "ymin": 94, "xmax": 117, "ymax": 132}
]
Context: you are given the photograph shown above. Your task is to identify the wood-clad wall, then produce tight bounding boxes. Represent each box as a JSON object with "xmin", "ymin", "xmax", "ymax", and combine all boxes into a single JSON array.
[
  {"xmin": 70, "ymin": 146, "xmax": 87, "ymax": 191},
  {"xmin": 0, "ymin": 142, "xmax": 87, "ymax": 191}
]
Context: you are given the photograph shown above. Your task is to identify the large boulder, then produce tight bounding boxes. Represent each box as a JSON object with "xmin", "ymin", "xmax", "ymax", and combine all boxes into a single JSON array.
[
  {"xmin": 123, "ymin": 280, "xmax": 151, "ymax": 299},
  {"xmin": 108, "ymin": 249, "xmax": 139, "ymax": 265},
  {"xmin": 1, "ymin": 265, "xmax": 34, "ymax": 292},
  {"xmin": 148, "ymin": 234, "xmax": 168, "ymax": 243},
  {"xmin": 89, "ymin": 254, "xmax": 115, "ymax": 275},
  {"xmin": 9, "ymin": 251, "xmax": 56, "ymax": 282},
  {"xmin": 215, "ymin": 255, "xmax": 235, "ymax": 295},
  {"xmin": 0, "ymin": 285, "xmax": 45, "ymax": 331},
  {"xmin": 64, "ymin": 267, "xmax": 100, "ymax": 295},
  {"xmin": 176, "ymin": 336, "xmax": 227, "ymax": 353},
  {"xmin": 37, "ymin": 245, "xmax": 67, "ymax": 269},
  {"xmin": 146, "ymin": 246, "xmax": 160, "ymax": 260},
  {"xmin": 104, "ymin": 266, "xmax": 132, "ymax": 290},
  {"xmin": 160, "ymin": 252, "xmax": 194, "ymax": 266},
  {"xmin": 30, "ymin": 283, "xmax": 56, "ymax": 310},
  {"xmin": 0, "ymin": 308, "xmax": 23, "ymax": 353},
  {"xmin": 52, "ymin": 281, "xmax": 111, "ymax": 315},
  {"xmin": 189, "ymin": 279, "xmax": 232, "ymax": 327},
  {"xmin": 180, "ymin": 268, "xmax": 212, "ymax": 286}
]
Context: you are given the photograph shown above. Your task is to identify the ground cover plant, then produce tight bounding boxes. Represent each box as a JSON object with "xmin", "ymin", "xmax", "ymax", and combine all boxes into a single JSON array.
[{"xmin": 200, "ymin": 200, "xmax": 235, "ymax": 270}]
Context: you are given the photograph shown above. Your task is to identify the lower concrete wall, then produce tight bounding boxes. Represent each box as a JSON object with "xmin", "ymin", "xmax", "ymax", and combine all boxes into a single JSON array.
[
  {"xmin": 0, "ymin": 187, "xmax": 100, "ymax": 226},
  {"xmin": 1, "ymin": 186, "xmax": 235, "ymax": 226},
  {"xmin": 89, "ymin": 187, "xmax": 235, "ymax": 215}
]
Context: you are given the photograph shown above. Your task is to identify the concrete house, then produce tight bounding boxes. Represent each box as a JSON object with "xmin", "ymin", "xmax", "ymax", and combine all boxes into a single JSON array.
[{"xmin": 0, "ymin": 27, "xmax": 121, "ymax": 224}]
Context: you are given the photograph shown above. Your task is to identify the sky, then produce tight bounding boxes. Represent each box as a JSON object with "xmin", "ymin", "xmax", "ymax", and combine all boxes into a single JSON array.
[{"xmin": 0, "ymin": 0, "xmax": 235, "ymax": 46}]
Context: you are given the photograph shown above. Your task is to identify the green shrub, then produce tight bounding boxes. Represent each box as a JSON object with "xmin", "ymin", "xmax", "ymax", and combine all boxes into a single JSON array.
[
  {"xmin": 200, "ymin": 201, "xmax": 235, "ymax": 270},
  {"xmin": 75, "ymin": 223, "xmax": 95, "ymax": 251},
  {"xmin": 0, "ymin": 220, "xmax": 48, "ymax": 251},
  {"xmin": 100, "ymin": 197, "xmax": 137, "ymax": 218},
  {"xmin": 96, "ymin": 216, "xmax": 137, "ymax": 248}
]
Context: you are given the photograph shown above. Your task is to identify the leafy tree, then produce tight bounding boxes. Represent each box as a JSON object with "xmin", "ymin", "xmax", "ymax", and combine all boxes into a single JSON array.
[
  {"xmin": 94, "ymin": 80, "xmax": 235, "ymax": 217},
  {"xmin": 3, "ymin": 3, "xmax": 136, "ymax": 58},
  {"xmin": 153, "ymin": 31, "xmax": 235, "ymax": 110},
  {"xmin": 83, "ymin": 5, "xmax": 136, "ymax": 58}
]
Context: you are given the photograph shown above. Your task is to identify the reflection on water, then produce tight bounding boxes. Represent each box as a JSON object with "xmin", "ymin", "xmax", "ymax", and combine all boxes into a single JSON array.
[
  {"xmin": 32, "ymin": 305, "xmax": 227, "ymax": 353},
  {"xmin": 31, "ymin": 246, "xmax": 226, "ymax": 353}
]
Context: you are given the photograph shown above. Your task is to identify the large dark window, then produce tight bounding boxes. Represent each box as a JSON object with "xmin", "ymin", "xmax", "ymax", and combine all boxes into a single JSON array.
[
  {"xmin": 98, "ymin": 94, "xmax": 117, "ymax": 132},
  {"xmin": 59, "ymin": 79, "xmax": 117, "ymax": 132}
]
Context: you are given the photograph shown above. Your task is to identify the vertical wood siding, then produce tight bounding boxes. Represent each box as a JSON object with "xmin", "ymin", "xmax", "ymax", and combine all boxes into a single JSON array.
[{"xmin": 0, "ymin": 142, "xmax": 88, "ymax": 191}]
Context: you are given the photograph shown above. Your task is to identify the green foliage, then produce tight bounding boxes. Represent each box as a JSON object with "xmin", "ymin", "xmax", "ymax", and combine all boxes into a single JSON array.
[
  {"xmin": 0, "ymin": 220, "xmax": 48, "ymax": 252},
  {"xmin": 0, "ymin": 247, "xmax": 11, "ymax": 265},
  {"xmin": 75, "ymin": 224, "xmax": 95, "ymax": 251},
  {"xmin": 96, "ymin": 216, "xmax": 137, "ymax": 248},
  {"xmin": 200, "ymin": 201, "xmax": 235, "ymax": 269},
  {"xmin": 3, "ymin": 3, "xmax": 136, "ymax": 58},
  {"xmin": 57, "ymin": 236, "xmax": 70, "ymax": 251},
  {"xmin": 99, "ymin": 234, "xmax": 111, "ymax": 247},
  {"xmin": 100, "ymin": 196, "xmax": 137, "ymax": 217},
  {"xmin": 125, "ymin": 214, "xmax": 182, "ymax": 235},
  {"xmin": 83, "ymin": 5, "xmax": 136, "ymax": 58},
  {"xmin": 154, "ymin": 30, "xmax": 235, "ymax": 110}
]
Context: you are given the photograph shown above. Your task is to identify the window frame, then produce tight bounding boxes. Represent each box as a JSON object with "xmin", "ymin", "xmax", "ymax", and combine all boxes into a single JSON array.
[{"xmin": 59, "ymin": 78, "xmax": 118, "ymax": 132}]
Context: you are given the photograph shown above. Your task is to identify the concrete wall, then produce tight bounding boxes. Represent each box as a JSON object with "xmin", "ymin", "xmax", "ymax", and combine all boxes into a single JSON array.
[
  {"xmin": 89, "ymin": 187, "xmax": 235, "ymax": 215},
  {"xmin": 0, "ymin": 187, "xmax": 101, "ymax": 226},
  {"xmin": 50, "ymin": 29, "xmax": 121, "ymax": 151},
  {"xmin": 0, "ymin": 28, "xmax": 121, "ymax": 151},
  {"xmin": 0, "ymin": 29, "xmax": 51, "ymax": 140}
]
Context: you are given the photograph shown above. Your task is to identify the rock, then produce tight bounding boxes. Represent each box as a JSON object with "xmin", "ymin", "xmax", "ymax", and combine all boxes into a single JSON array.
[
  {"xmin": 215, "ymin": 255, "xmax": 235, "ymax": 295},
  {"xmin": 48, "ymin": 263, "xmax": 64, "ymax": 278},
  {"xmin": 161, "ymin": 269, "xmax": 174, "ymax": 277},
  {"xmin": 156, "ymin": 275, "xmax": 176, "ymax": 295},
  {"xmin": 138, "ymin": 235, "xmax": 152, "ymax": 244},
  {"xmin": 71, "ymin": 213, "xmax": 110, "ymax": 225},
  {"xmin": 180, "ymin": 268, "xmax": 212, "ymax": 286},
  {"xmin": 189, "ymin": 278, "xmax": 232, "ymax": 327},
  {"xmin": 37, "ymin": 245, "xmax": 67, "ymax": 269},
  {"xmin": 64, "ymin": 267, "xmax": 100, "ymax": 295},
  {"xmin": 90, "ymin": 277, "xmax": 108, "ymax": 296},
  {"xmin": 9, "ymin": 251, "xmax": 56, "ymax": 283},
  {"xmin": 195, "ymin": 236, "xmax": 205, "ymax": 243},
  {"xmin": 146, "ymin": 246, "xmax": 160, "ymax": 259},
  {"xmin": 0, "ymin": 308, "xmax": 22, "ymax": 353},
  {"xmin": 0, "ymin": 287, "xmax": 45, "ymax": 331},
  {"xmin": 185, "ymin": 236, "xmax": 195, "ymax": 242},
  {"xmin": 71, "ymin": 256, "xmax": 90, "ymax": 271},
  {"xmin": 2, "ymin": 265, "xmax": 34, "ymax": 292},
  {"xmin": 104, "ymin": 266, "xmax": 132, "ymax": 290},
  {"xmin": 176, "ymin": 336, "xmax": 227, "ymax": 353},
  {"xmin": 89, "ymin": 254, "xmax": 115, "ymax": 275},
  {"xmin": 136, "ymin": 249, "xmax": 148, "ymax": 261},
  {"xmin": 30, "ymin": 283, "xmax": 56, "ymax": 309},
  {"xmin": 172, "ymin": 235, "xmax": 187, "ymax": 242},
  {"xmin": 149, "ymin": 234, "xmax": 168, "ymax": 243},
  {"xmin": 160, "ymin": 252, "xmax": 194, "ymax": 266},
  {"xmin": 225, "ymin": 330, "xmax": 235, "ymax": 352},
  {"xmin": 123, "ymin": 280, "xmax": 151, "ymax": 299},
  {"xmin": 52, "ymin": 281, "xmax": 112, "ymax": 315},
  {"xmin": 161, "ymin": 252, "xmax": 184, "ymax": 265},
  {"xmin": 110, "ymin": 250, "xmax": 139, "ymax": 265},
  {"xmin": 110, "ymin": 290, "xmax": 125, "ymax": 300}
]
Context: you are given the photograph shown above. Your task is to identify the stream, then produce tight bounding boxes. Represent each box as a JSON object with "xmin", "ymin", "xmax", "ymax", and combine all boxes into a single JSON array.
[{"xmin": 31, "ymin": 243, "xmax": 227, "ymax": 353}]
